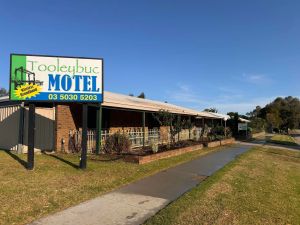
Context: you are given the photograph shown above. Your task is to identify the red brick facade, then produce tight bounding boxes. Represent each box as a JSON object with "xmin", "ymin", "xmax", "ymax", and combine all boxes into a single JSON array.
[{"xmin": 55, "ymin": 104, "xmax": 82, "ymax": 152}]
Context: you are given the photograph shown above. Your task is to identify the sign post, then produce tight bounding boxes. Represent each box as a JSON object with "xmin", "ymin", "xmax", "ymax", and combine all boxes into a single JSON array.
[
  {"xmin": 80, "ymin": 103, "xmax": 88, "ymax": 169},
  {"xmin": 238, "ymin": 123, "xmax": 248, "ymax": 137},
  {"xmin": 27, "ymin": 103, "xmax": 35, "ymax": 170},
  {"xmin": 9, "ymin": 54, "xmax": 103, "ymax": 170}
]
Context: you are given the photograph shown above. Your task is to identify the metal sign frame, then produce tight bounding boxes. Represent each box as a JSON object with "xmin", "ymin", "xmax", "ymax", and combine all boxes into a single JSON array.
[{"xmin": 9, "ymin": 53, "xmax": 104, "ymax": 104}]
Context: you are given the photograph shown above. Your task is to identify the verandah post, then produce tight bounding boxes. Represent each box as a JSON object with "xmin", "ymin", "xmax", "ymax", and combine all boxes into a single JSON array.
[
  {"xmin": 142, "ymin": 111, "xmax": 145, "ymax": 147},
  {"xmin": 225, "ymin": 119, "xmax": 227, "ymax": 138},
  {"xmin": 96, "ymin": 104, "xmax": 102, "ymax": 155},
  {"xmin": 189, "ymin": 116, "xmax": 191, "ymax": 140},
  {"xmin": 80, "ymin": 103, "xmax": 88, "ymax": 169}
]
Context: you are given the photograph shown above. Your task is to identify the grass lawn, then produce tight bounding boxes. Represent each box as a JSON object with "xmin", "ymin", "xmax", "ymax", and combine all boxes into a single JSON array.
[
  {"xmin": 145, "ymin": 147, "xmax": 300, "ymax": 225},
  {"xmin": 0, "ymin": 146, "xmax": 223, "ymax": 225},
  {"xmin": 268, "ymin": 134, "xmax": 298, "ymax": 146}
]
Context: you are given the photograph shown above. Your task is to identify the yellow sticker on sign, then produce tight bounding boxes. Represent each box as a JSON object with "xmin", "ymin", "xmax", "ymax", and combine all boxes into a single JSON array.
[{"xmin": 15, "ymin": 83, "xmax": 42, "ymax": 99}]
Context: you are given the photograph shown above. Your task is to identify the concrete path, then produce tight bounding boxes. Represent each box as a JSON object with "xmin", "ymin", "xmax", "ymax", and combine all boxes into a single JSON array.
[{"xmin": 30, "ymin": 144, "xmax": 251, "ymax": 225}]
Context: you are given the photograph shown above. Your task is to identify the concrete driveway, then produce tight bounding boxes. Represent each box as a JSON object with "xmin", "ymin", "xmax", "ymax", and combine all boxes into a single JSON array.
[{"xmin": 30, "ymin": 144, "xmax": 251, "ymax": 225}]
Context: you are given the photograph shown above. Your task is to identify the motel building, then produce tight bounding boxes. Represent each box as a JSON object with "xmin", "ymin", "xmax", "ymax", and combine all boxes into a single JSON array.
[{"xmin": 0, "ymin": 91, "xmax": 226, "ymax": 154}]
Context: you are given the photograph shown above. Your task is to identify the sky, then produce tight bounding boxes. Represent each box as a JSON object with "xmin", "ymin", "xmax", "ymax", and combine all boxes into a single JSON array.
[{"xmin": 0, "ymin": 0, "xmax": 299, "ymax": 114}]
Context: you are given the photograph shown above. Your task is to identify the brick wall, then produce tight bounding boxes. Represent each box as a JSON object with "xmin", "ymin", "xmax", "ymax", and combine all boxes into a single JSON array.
[{"xmin": 55, "ymin": 104, "xmax": 81, "ymax": 152}]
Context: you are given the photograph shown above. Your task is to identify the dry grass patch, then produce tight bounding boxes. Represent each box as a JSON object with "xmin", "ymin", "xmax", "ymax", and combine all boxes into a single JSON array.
[
  {"xmin": 145, "ymin": 147, "xmax": 300, "ymax": 225},
  {"xmin": 0, "ymin": 146, "xmax": 223, "ymax": 225},
  {"xmin": 268, "ymin": 134, "xmax": 298, "ymax": 146}
]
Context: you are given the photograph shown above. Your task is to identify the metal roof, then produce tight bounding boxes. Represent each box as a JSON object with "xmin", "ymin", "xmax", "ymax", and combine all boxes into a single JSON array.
[
  {"xmin": 0, "ymin": 96, "xmax": 9, "ymax": 102},
  {"xmin": 0, "ymin": 92, "xmax": 220, "ymax": 118},
  {"xmin": 205, "ymin": 112, "xmax": 231, "ymax": 121},
  {"xmin": 239, "ymin": 117, "xmax": 251, "ymax": 123}
]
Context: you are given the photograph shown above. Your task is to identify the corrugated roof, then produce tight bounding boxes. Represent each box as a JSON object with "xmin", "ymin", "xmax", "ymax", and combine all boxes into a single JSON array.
[
  {"xmin": 205, "ymin": 112, "xmax": 231, "ymax": 121},
  {"xmin": 0, "ymin": 92, "xmax": 220, "ymax": 118},
  {"xmin": 0, "ymin": 96, "xmax": 9, "ymax": 102},
  {"xmin": 239, "ymin": 117, "xmax": 251, "ymax": 123}
]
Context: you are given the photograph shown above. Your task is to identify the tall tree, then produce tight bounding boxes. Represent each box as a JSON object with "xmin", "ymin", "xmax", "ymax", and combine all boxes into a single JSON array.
[
  {"xmin": 204, "ymin": 108, "xmax": 218, "ymax": 113},
  {"xmin": 138, "ymin": 92, "xmax": 145, "ymax": 99},
  {"xmin": 248, "ymin": 96, "xmax": 300, "ymax": 132}
]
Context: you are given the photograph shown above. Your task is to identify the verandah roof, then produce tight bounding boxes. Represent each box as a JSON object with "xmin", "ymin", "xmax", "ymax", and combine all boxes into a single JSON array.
[
  {"xmin": 0, "ymin": 91, "xmax": 220, "ymax": 119},
  {"xmin": 102, "ymin": 91, "xmax": 218, "ymax": 118}
]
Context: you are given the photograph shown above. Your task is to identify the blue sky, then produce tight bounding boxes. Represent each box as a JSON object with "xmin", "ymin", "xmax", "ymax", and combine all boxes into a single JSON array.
[{"xmin": 0, "ymin": 0, "xmax": 299, "ymax": 114}]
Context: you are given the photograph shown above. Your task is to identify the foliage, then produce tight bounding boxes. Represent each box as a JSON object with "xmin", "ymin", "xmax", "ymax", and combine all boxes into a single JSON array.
[
  {"xmin": 208, "ymin": 125, "xmax": 231, "ymax": 140},
  {"xmin": 226, "ymin": 112, "xmax": 240, "ymax": 136},
  {"xmin": 204, "ymin": 108, "xmax": 218, "ymax": 113},
  {"xmin": 247, "ymin": 96, "xmax": 300, "ymax": 132},
  {"xmin": 103, "ymin": 132, "xmax": 131, "ymax": 154},
  {"xmin": 149, "ymin": 139, "xmax": 159, "ymax": 153},
  {"xmin": 152, "ymin": 110, "xmax": 185, "ymax": 144},
  {"xmin": 0, "ymin": 87, "xmax": 8, "ymax": 97},
  {"xmin": 138, "ymin": 92, "xmax": 146, "ymax": 99},
  {"xmin": 249, "ymin": 117, "xmax": 266, "ymax": 133}
]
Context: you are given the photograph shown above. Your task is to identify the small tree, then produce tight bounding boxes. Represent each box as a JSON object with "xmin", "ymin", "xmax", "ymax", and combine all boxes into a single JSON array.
[
  {"xmin": 103, "ymin": 132, "xmax": 131, "ymax": 154},
  {"xmin": 152, "ymin": 110, "xmax": 185, "ymax": 144}
]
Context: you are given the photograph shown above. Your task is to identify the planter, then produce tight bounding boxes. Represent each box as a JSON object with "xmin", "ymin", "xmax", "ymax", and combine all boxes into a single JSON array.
[
  {"xmin": 124, "ymin": 144, "xmax": 204, "ymax": 164},
  {"xmin": 206, "ymin": 140, "xmax": 221, "ymax": 148},
  {"xmin": 220, "ymin": 138, "xmax": 235, "ymax": 145},
  {"xmin": 201, "ymin": 138, "xmax": 235, "ymax": 147}
]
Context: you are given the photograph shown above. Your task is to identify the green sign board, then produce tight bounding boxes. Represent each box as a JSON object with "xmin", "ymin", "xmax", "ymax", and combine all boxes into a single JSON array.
[{"xmin": 9, "ymin": 54, "xmax": 103, "ymax": 102}]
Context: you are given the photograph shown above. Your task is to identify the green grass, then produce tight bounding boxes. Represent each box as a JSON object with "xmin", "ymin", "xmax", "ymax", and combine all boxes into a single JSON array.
[
  {"xmin": 268, "ymin": 134, "xmax": 298, "ymax": 146},
  {"xmin": 0, "ymin": 146, "xmax": 224, "ymax": 225},
  {"xmin": 145, "ymin": 147, "xmax": 300, "ymax": 225}
]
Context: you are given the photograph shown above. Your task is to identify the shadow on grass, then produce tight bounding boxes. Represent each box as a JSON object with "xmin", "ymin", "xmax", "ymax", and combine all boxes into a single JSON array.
[
  {"xmin": 268, "ymin": 140, "xmax": 298, "ymax": 146},
  {"xmin": 3, "ymin": 150, "xmax": 28, "ymax": 169},
  {"xmin": 42, "ymin": 152, "xmax": 79, "ymax": 169}
]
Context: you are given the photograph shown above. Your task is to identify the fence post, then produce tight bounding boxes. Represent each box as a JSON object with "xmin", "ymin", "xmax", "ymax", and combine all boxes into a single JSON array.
[{"xmin": 96, "ymin": 104, "xmax": 102, "ymax": 155}]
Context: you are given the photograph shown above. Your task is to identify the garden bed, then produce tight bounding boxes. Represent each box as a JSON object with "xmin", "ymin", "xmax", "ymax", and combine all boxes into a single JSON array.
[
  {"xmin": 124, "ymin": 143, "xmax": 204, "ymax": 164},
  {"xmin": 200, "ymin": 137, "xmax": 235, "ymax": 147},
  {"xmin": 124, "ymin": 138, "xmax": 235, "ymax": 164}
]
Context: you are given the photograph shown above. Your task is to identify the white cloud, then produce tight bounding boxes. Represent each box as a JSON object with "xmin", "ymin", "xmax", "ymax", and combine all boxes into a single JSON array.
[
  {"xmin": 166, "ymin": 83, "xmax": 279, "ymax": 114},
  {"xmin": 241, "ymin": 73, "xmax": 271, "ymax": 84}
]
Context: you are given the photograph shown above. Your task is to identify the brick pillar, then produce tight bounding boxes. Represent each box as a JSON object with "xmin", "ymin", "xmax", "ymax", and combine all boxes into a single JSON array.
[{"xmin": 55, "ymin": 104, "xmax": 79, "ymax": 152}]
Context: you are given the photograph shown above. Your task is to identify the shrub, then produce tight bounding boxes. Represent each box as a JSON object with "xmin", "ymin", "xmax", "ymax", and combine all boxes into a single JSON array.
[
  {"xmin": 104, "ymin": 132, "xmax": 131, "ymax": 154},
  {"xmin": 149, "ymin": 139, "xmax": 159, "ymax": 153}
]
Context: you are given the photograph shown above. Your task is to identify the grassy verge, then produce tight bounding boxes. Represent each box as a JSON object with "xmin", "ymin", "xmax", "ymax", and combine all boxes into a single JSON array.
[
  {"xmin": 0, "ymin": 146, "xmax": 225, "ymax": 225},
  {"xmin": 268, "ymin": 134, "xmax": 298, "ymax": 146},
  {"xmin": 145, "ymin": 147, "xmax": 300, "ymax": 225}
]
